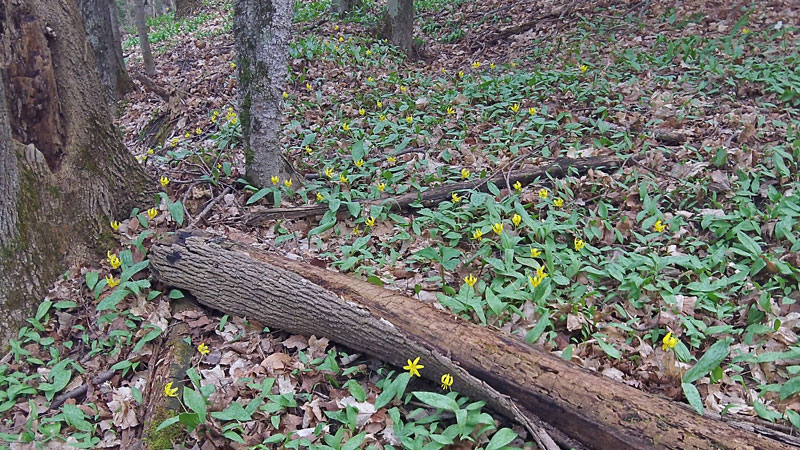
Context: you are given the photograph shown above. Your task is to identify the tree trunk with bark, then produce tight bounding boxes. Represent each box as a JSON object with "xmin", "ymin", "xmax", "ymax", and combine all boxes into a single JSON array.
[
  {"xmin": 149, "ymin": 232, "xmax": 800, "ymax": 450},
  {"xmin": 334, "ymin": 0, "xmax": 361, "ymax": 14},
  {"xmin": 379, "ymin": 0, "xmax": 416, "ymax": 58},
  {"xmin": 134, "ymin": 0, "xmax": 156, "ymax": 75},
  {"xmin": 79, "ymin": 0, "xmax": 134, "ymax": 105},
  {"xmin": 234, "ymin": 0, "xmax": 293, "ymax": 187},
  {"xmin": 0, "ymin": 0, "xmax": 155, "ymax": 348}
]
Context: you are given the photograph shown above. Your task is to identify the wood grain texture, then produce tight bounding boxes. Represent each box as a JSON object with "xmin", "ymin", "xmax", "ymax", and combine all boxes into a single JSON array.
[{"xmin": 150, "ymin": 231, "xmax": 797, "ymax": 450}]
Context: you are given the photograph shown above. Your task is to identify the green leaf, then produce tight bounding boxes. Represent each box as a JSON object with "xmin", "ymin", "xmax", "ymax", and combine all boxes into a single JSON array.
[
  {"xmin": 682, "ymin": 382, "xmax": 704, "ymax": 415},
  {"xmin": 178, "ymin": 412, "xmax": 201, "ymax": 431},
  {"xmin": 786, "ymin": 409, "xmax": 800, "ymax": 431},
  {"xmin": 525, "ymin": 311, "xmax": 550, "ymax": 343},
  {"xmin": 780, "ymin": 376, "xmax": 800, "ymax": 401},
  {"xmin": 736, "ymin": 231, "xmax": 761, "ymax": 257},
  {"xmin": 683, "ymin": 339, "xmax": 731, "ymax": 384},
  {"xmin": 35, "ymin": 300, "xmax": 52, "ymax": 322},
  {"xmin": 168, "ymin": 289, "xmax": 184, "ymax": 299},
  {"xmin": 246, "ymin": 188, "xmax": 270, "ymax": 205},
  {"xmin": 120, "ymin": 260, "xmax": 149, "ymax": 283},
  {"xmin": 85, "ymin": 272, "xmax": 99, "ymax": 290},
  {"xmin": 155, "ymin": 415, "xmax": 181, "ymax": 432},
  {"xmin": 211, "ymin": 402, "xmax": 252, "ymax": 421},
  {"xmin": 223, "ymin": 431, "xmax": 245, "ymax": 443},
  {"xmin": 594, "ymin": 334, "xmax": 621, "ymax": 359},
  {"xmin": 96, "ymin": 289, "xmax": 130, "ymax": 311},
  {"xmin": 412, "ymin": 392, "xmax": 459, "ymax": 412},
  {"xmin": 183, "ymin": 387, "xmax": 207, "ymax": 422},
  {"xmin": 486, "ymin": 428, "xmax": 517, "ymax": 450},
  {"xmin": 168, "ymin": 200, "xmax": 185, "ymax": 225},
  {"xmin": 341, "ymin": 432, "xmax": 366, "ymax": 450}
]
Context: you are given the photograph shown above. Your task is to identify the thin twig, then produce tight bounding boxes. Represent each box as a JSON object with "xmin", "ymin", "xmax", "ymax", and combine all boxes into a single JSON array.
[
  {"xmin": 188, "ymin": 186, "xmax": 232, "ymax": 229},
  {"xmin": 49, "ymin": 369, "xmax": 116, "ymax": 410}
]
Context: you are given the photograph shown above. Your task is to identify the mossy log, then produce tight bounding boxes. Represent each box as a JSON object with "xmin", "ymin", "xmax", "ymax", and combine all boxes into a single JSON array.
[{"xmin": 149, "ymin": 231, "xmax": 799, "ymax": 450}]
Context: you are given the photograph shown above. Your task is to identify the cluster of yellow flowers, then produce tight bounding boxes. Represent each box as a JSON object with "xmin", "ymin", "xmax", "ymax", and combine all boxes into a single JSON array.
[
  {"xmin": 529, "ymin": 265, "xmax": 547, "ymax": 288},
  {"xmin": 403, "ymin": 356, "xmax": 452, "ymax": 391},
  {"xmin": 225, "ymin": 107, "xmax": 238, "ymax": 125}
]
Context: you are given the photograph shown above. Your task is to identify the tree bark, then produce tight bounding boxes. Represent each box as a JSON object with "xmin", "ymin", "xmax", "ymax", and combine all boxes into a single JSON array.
[
  {"xmin": 234, "ymin": 0, "xmax": 293, "ymax": 188},
  {"xmin": 0, "ymin": 0, "xmax": 155, "ymax": 347},
  {"xmin": 134, "ymin": 0, "xmax": 156, "ymax": 75},
  {"xmin": 379, "ymin": 0, "xmax": 416, "ymax": 58},
  {"xmin": 149, "ymin": 232, "xmax": 799, "ymax": 450},
  {"xmin": 79, "ymin": 0, "xmax": 135, "ymax": 105},
  {"xmin": 333, "ymin": 0, "xmax": 361, "ymax": 14}
]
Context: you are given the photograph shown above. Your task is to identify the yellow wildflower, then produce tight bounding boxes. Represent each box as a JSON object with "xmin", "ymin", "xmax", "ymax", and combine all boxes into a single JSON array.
[
  {"xmin": 271, "ymin": 176, "xmax": 280, "ymax": 185},
  {"xmin": 530, "ymin": 247, "xmax": 541, "ymax": 258},
  {"xmin": 324, "ymin": 167, "xmax": 335, "ymax": 178},
  {"xmin": 333, "ymin": 25, "xmax": 339, "ymax": 31},
  {"xmin": 160, "ymin": 176, "xmax": 170, "ymax": 187},
  {"xmin": 147, "ymin": 148, "xmax": 154, "ymax": 155},
  {"xmin": 342, "ymin": 122, "xmax": 350, "ymax": 131},
  {"xmin": 447, "ymin": 106, "xmax": 455, "ymax": 115},
  {"xmin": 458, "ymin": 71, "xmax": 464, "ymax": 78},
  {"xmin": 400, "ymin": 86, "xmax": 407, "ymax": 93},
  {"xmin": 553, "ymin": 198, "xmax": 564, "ymax": 208},
  {"xmin": 195, "ymin": 127, "xmax": 202, "ymax": 135},
  {"xmin": 284, "ymin": 179, "xmax": 292, "ymax": 188},
  {"xmin": 365, "ymin": 217, "xmax": 376, "ymax": 227},
  {"xmin": 283, "ymin": 92, "xmax": 289, "ymax": 99},
  {"xmin": 461, "ymin": 168, "xmax": 470, "ymax": 179},
  {"xmin": 368, "ymin": 76, "xmax": 374, "ymax": 82},
  {"xmin": 147, "ymin": 208, "xmax": 158, "ymax": 219},
  {"xmin": 197, "ymin": 343, "xmax": 210, "ymax": 356},
  {"xmin": 377, "ymin": 101, "xmax": 383, "ymax": 108},
  {"xmin": 472, "ymin": 229, "xmax": 483, "ymax": 241},
  {"xmin": 316, "ymin": 192, "xmax": 324, "ymax": 202},
  {"xmin": 230, "ymin": 62, "xmax": 236, "ymax": 69},
  {"xmin": 379, "ymin": 114, "xmax": 387, "ymax": 121},
  {"xmin": 452, "ymin": 192, "xmax": 461, "ymax": 203},
  {"xmin": 513, "ymin": 181, "xmax": 522, "ymax": 192},
  {"xmin": 171, "ymin": 137, "xmax": 178, "ymax": 147},
  {"xmin": 105, "ymin": 275, "xmax": 119, "ymax": 288},
  {"xmin": 742, "ymin": 27, "xmax": 750, "ymax": 34},
  {"xmin": 510, "ymin": 103, "xmax": 520, "ymax": 113},
  {"xmin": 353, "ymin": 226, "xmax": 361, "ymax": 235},
  {"xmin": 378, "ymin": 182, "xmax": 386, "ymax": 192},
  {"xmin": 359, "ymin": 108, "xmax": 365, "ymax": 116},
  {"xmin": 403, "ymin": 356, "xmax": 424, "ymax": 377},
  {"xmin": 306, "ymin": 82, "xmax": 312, "ymax": 90},
  {"xmin": 490, "ymin": 63, "xmax": 496, "ymax": 69},
  {"xmin": 464, "ymin": 273, "xmax": 477, "ymax": 287},
  {"xmin": 580, "ymin": 64, "xmax": 588, "ymax": 73},
  {"xmin": 355, "ymin": 159, "xmax": 364, "ymax": 168},
  {"xmin": 574, "ymin": 237, "xmax": 585, "ymax": 251},
  {"xmin": 107, "ymin": 251, "xmax": 121, "ymax": 270},
  {"xmin": 406, "ymin": 116, "xmax": 413, "ymax": 124},
  {"xmin": 529, "ymin": 274, "xmax": 542, "ymax": 288},
  {"xmin": 441, "ymin": 373, "xmax": 453, "ymax": 390},
  {"xmin": 654, "ymin": 220, "xmax": 666, "ymax": 233},
  {"xmin": 163, "ymin": 382, "xmax": 178, "ymax": 397},
  {"xmin": 538, "ymin": 188, "xmax": 548, "ymax": 199},
  {"xmin": 306, "ymin": 146, "xmax": 312, "ymax": 154},
  {"xmin": 387, "ymin": 156, "xmax": 397, "ymax": 164},
  {"xmin": 528, "ymin": 107, "xmax": 536, "ymax": 115},
  {"xmin": 536, "ymin": 265, "xmax": 547, "ymax": 280},
  {"xmin": 338, "ymin": 36, "xmax": 343, "ymax": 42},
  {"xmin": 366, "ymin": 49, "xmax": 372, "ymax": 55},
  {"xmin": 472, "ymin": 61, "xmax": 481, "ymax": 69},
  {"xmin": 662, "ymin": 332, "xmax": 678, "ymax": 351},
  {"xmin": 339, "ymin": 173, "xmax": 348, "ymax": 183},
  {"xmin": 491, "ymin": 222, "xmax": 503, "ymax": 235},
  {"xmin": 184, "ymin": 132, "xmax": 191, "ymax": 138},
  {"xmin": 110, "ymin": 220, "xmax": 121, "ymax": 231},
  {"xmin": 512, "ymin": 213, "xmax": 522, "ymax": 227}
]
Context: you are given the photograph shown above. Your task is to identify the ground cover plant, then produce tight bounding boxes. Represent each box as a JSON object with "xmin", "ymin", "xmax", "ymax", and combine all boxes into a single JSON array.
[{"xmin": 2, "ymin": 0, "xmax": 800, "ymax": 448}]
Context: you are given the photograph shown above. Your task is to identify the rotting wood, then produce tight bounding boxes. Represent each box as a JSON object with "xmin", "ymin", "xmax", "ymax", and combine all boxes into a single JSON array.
[
  {"xmin": 149, "ymin": 231, "xmax": 799, "ymax": 450},
  {"xmin": 245, "ymin": 154, "xmax": 626, "ymax": 226}
]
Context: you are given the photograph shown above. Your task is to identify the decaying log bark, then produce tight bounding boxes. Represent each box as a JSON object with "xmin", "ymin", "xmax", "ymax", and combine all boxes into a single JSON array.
[
  {"xmin": 245, "ymin": 154, "xmax": 625, "ymax": 226},
  {"xmin": 149, "ymin": 231, "xmax": 799, "ymax": 450}
]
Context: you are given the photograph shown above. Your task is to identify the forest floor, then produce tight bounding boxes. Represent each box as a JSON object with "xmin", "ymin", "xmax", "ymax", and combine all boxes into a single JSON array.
[{"xmin": 3, "ymin": 0, "xmax": 800, "ymax": 448}]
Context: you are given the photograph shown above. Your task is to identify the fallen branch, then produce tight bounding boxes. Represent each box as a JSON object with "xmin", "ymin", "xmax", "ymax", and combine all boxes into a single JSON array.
[
  {"xmin": 246, "ymin": 153, "xmax": 625, "ymax": 226},
  {"xmin": 149, "ymin": 232, "xmax": 800, "ymax": 450},
  {"xmin": 577, "ymin": 116, "xmax": 686, "ymax": 145},
  {"xmin": 49, "ymin": 368, "xmax": 116, "ymax": 410}
]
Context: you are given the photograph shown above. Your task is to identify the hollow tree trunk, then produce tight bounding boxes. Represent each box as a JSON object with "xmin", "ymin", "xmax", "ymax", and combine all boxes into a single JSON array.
[
  {"xmin": 149, "ymin": 232, "xmax": 799, "ymax": 450},
  {"xmin": 379, "ymin": 0, "xmax": 416, "ymax": 58},
  {"xmin": 78, "ymin": 0, "xmax": 135, "ymax": 105},
  {"xmin": 134, "ymin": 0, "xmax": 156, "ymax": 74},
  {"xmin": 234, "ymin": 0, "xmax": 293, "ymax": 188},
  {"xmin": 0, "ymin": 0, "xmax": 155, "ymax": 347}
]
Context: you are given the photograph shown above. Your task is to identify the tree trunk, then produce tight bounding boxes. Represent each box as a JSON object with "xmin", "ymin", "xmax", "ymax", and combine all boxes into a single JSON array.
[
  {"xmin": 234, "ymin": 0, "xmax": 293, "ymax": 187},
  {"xmin": 333, "ymin": 0, "xmax": 361, "ymax": 14},
  {"xmin": 134, "ymin": 0, "xmax": 156, "ymax": 75},
  {"xmin": 79, "ymin": 0, "xmax": 135, "ymax": 105},
  {"xmin": 149, "ymin": 232, "xmax": 799, "ymax": 450},
  {"xmin": 379, "ymin": 0, "xmax": 416, "ymax": 58},
  {"xmin": 0, "ymin": 0, "xmax": 155, "ymax": 347}
]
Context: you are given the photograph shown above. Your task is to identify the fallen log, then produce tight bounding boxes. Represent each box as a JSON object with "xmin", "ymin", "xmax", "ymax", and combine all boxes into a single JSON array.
[
  {"xmin": 245, "ymin": 154, "xmax": 625, "ymax": 226},
  {"xmin": 149, "ymin": 231, "xmax": 798, "ymax": 449}
]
